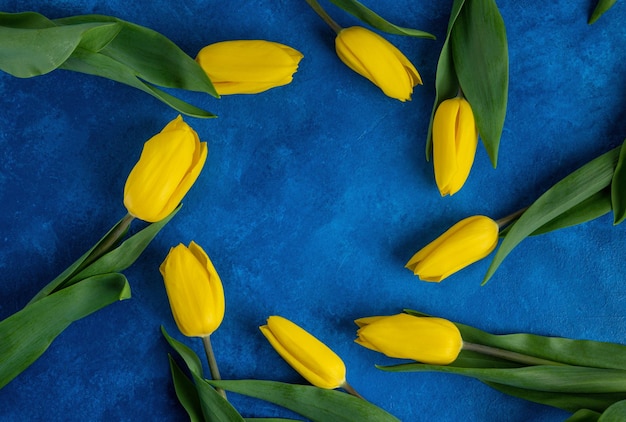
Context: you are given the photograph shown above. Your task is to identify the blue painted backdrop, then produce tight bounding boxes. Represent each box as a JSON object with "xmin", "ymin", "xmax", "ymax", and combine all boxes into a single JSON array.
[{"xmin": 1, "ymin": 1, "xmax": 625, "ymax": 421}]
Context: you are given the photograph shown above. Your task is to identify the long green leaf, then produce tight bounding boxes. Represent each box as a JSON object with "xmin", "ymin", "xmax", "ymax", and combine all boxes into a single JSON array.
[
  {"xmin": 426, "ymin": 0, "xmax": 466, "ymax": 159},
  {"xmin": 599, "ymin": 400, "xmax": 626, "ymax": 421},
  {"xmin": 588, "ymin": 0, "xmax": 618, "ymax": 24},
  {"xmin": 484, "ymin": 381, "xmax": 624, "ymax": 413},
  {"xmin": 208, "ymin": 380, "xmax": 400, "ymax": 422},
  {"xmin": 193, "ymin": 375, "xmax": 246, "ymax": 422},
  {"xmin": 405, "ymin": 309, "xmax": 626, "ymax": 370},
  {"xmin": 610, "ymin": 141, "xmax": 626, "ymax": 224},
  {"xmin": 54, "ymin": 15, "xmax": 218, "ymax": 96},
  {"xmin": 0, "ymin": 273, "xmax": 131, "ymax": 389},
  {"xmin": 328, "ymin": 0, "xmax": 435, "ymax": 38},
  {"xmin": 378, "ymin": 363, "xmax": 626, "ymax": 394},
  {"xmin": 70, "ymin": 206, "xmax": 180, "ymax": 282},
  {"xmin": 0, "ymin": 12, "xmax": 117, "ymax": 77},
  {"xmin": 483, "ymin": 145, "xmax": 621, "ymax": 284},
  {"xmin": 169, "ymin": 355, "xmax": 205, "ymax": 422},
  {"xmin": 450, "ymin": 0, "xmax": 508, "ymax": 167},
  {"xmin": 161, "ymin": 325, "xmax": 204, "ymax": 378}
]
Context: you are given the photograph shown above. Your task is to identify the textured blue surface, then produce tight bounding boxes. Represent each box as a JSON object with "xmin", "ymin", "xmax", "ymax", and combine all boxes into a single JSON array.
[{"xmin": 1, "ymin": 1, "xmax": 625, "ymax": 421}]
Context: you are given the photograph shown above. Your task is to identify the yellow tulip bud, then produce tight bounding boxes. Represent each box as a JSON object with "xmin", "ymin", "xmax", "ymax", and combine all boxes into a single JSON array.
[
  {"xmin": 355, "ymin": 313, "xmax": 462, "ymax": 365},
  {"xmin": 260, "ymin": 316, "xmax": 346, "ymax": 389},
  {"xmin": 160, "ymin": 241, "xmax": 225, "ymax": 338},
  {"xmin": 335, "ymin": 26, "xmax": 422, "ymax": 102},
  {"xmin": 433, "ymin": 97, "xmax": 478, "ymax": 196},
  {"xmin": 406, "ymin": 215, "xmax": 499, "ymax": 282},
  {"xmin": 196, "ymin": 40, "xmax": 303, "ymax": 95},
  {"xmin": 123, "ymin": 116, "xmax": 207, "ymax": 223}
]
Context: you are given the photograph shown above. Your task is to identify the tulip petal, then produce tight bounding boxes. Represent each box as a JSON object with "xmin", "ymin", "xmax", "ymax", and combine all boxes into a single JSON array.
[{"xmin": 432, "ymin": 98, "xmax": 461, "ymax": 195}]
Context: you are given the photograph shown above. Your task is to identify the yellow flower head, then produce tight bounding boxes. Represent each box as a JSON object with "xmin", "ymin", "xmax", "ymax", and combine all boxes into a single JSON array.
[
  {"xmin": 355, "ymin": 313, "xmax": 462, "ymax": 365},
  {"xmin": 123, "ymin": 116, "xmax": 207, "ymax": 223},
  {"xmin": 433, "ymin": 97, "xmax": 478, "ymax": 196},
  {"xmin": 160, "ymin": 241, "xmax": 225, "ymax": 338},
  {"xmin": 335, "ymin": 26, "xmax": 422, "ymax": 102},
  {"xmin": 406, "ymin": 215, "xmax": 499, "ymax": 282},
  {"xmin": 260, "ymin": 316, "xmax": 346, "ymax": 389},
  {"xmin": 196, "ymin": 40, "xmax": 303, "ymax": 95}
]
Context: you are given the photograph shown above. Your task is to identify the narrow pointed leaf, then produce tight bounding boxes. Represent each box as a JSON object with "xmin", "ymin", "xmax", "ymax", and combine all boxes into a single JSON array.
[
  {"xmin": 426, "ymin": 0, "xmax": 466, "ymax": 159},
  {"xmin": 588, "ymin": 0, "xmax": 618, "ymax": 24},
  {"xmin": 378, "ymin": 363, "xmax": 626, "ymax": 393},
  {"xmin": 0, "ymin": 273, "xmax": 130, "ymax": 389},
  {"xmin": 161, "ymin": 326, "xmax": 204, "ymax": 378},
  {"xmin": 611, "ymin": 141, "xmax": 626, "ymax": 224},
  {"xmin": 328, "ymin": 0, "xmax": 435, "ymax": 38},
  {"xmin": 483, "ymin": 146, "xmax": 621, "ymax": 284},
  {"xmin": 168, "ymin": 355, "xmax": 205, "ymax": 422},
  {"xmin": 193, "ymin": 375, "xmax": 246, "ymax": 422},
  {"xmin": 484, "ymin": 381, "xmax": 624, "ymax": 413},
  {"xmin": 450, "ymin": 0, "xmax": 508, "ymax": 167},
  {"xmin": 207, "ymin": 380, "xmax": 400, "ymax": 422}
]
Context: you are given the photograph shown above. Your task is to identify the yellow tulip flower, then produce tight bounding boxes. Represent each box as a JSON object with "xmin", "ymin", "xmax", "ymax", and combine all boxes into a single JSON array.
[
  {"xmin": 196, "ymin": 40, "xmax": 303, "ymax": 95},
  {"xmin": 335, "ymin": 26, "xmax": 422, "ymax": 102},
  {"xmin": 123, "ymin": 116, "xmax": 207, "ymax": 223},
  {"xmin": 432, "ymin": 97, "xmax": 478, "ymax": 196},
  {"xmin": 160, "ymin": 241, "xmax": 225, "ymax": 338},
  {"xmin": 260, "ymin": 316, "xmax": 346, "ymax": 389},
  {"xmin": 406, "ymin": 215, "xmax": 499, "ymax": 282},
  {"xmin": 355, "ymin": 313, "xmax": 462, "ymax": 365}
]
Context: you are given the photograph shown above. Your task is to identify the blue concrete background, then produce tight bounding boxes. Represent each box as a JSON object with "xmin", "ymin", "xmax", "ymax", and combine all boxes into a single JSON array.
[{"xmin": 1, "ymin": 0, "xmax": 625, "ymax": 421}]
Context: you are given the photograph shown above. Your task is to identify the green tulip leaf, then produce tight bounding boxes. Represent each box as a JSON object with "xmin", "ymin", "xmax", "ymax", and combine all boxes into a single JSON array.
[
  {"xmin": 193, "ymin": 374, "xmax": 246, "ymax": 422},
  {"xmin": 484, "ymin": 381, "xmax": 624, "ymax": 413},
  {"xmin": 599, "ymin": 400, "xmax": 626, "ymax": 421},
  {"xmin": 207, "ymin": 380, "xmax": 401, "ymax": 422},
  {"xmin": 378, "ymin": 363, "xmax": 626, "ymax": 394},
  {"xmin": 588, "ymin": 0, "xmax": 618, "ymax": 24},
  {"xmin": 405, "ymin": 309, "xmax": 626, "ymax": 371},
  {"xmin": 328, "ymin": 0, "xmax": 435, "ymax": 39},
  {"xmin": 70, "ymin": 206, "xmax": 180, "ymax": 283},
  {"xmin": 0, "ymin": 12, "xmax": 117, "ymax": 77},
  {"xmin": 0, "ymin": 273, "xmax": 130, "ymax": 389},
  {"xmin": 27, "ymin": 213, "xmax": 134, "ymax": 304},
  {"xmin": 161, "ymin": 326, "xmax": 204, "ymax": 378},
  {"xmin": 499, "ymin": 189, "xmax": 612, "ymax": 237},
  {"xmin": 54, "ymin": 15, "xmax": 218, "ymax": 96},
  {"xmin": 483, "ymin": 145, "xmax": 621, "ymax": 284},
  {"xmin": 245, "ymin": 419, "xmax": 303, "ymax": 421},
  {"xmin": 168, "ymin": 355, "xmax": 205, "ymax": 422},
  {"xmin": 566, "ymin": 409, "xmax": 602, "ymax": 422},
  {"xmin": 450, "ymin": 0, "xmax": 508, "ymax": 167},
  {"xmin": 426, "ymin": 0, "xmax": 466, "ymax": 160},
  {"xmin": 610, "ymin": 140, "xmax": 626, "ymax": 224}
]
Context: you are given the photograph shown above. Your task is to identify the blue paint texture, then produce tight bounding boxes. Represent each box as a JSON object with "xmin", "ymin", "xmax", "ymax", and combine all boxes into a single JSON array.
[{"xmin": 1, "ymin": 0, "xmax": 625, "ymax": 421}]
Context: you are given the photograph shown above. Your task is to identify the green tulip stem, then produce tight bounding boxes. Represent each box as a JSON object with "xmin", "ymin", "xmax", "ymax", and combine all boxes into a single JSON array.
[
  {"xmin": 303, "ymin": 0, "xmax": 343, "ymax": 34},
  {"xmin": 463, "ymin": 341, "xmax": 567, "ymax": 366},
  {"xmin": 202, "ymin": 335, "xmax": 227, "ymax": 399},
  {"xmin": 342, "ymin": 381, "xmax": 365, "ymax": 400},
  {"xmin": 495, "ymin": 207, "xmax": 528, "ymax": 230}
]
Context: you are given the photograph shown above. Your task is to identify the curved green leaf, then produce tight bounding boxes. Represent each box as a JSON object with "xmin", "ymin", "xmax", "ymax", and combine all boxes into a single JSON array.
[
  {"xmin": 485, "ymin": 381, "xmax": 623, "ymax": 413},
  {"xmin": 161, "ymin": 326, "xmax": 204, "ymax": 378},
  {"xmin": 328, "ymin": 0, "xmax": 435, "ymax": 39},
  {"xmin": 208, "ymin": 380, "xmax": 400, "ymax": 422},
  {"xmin": 599, "ymin": 400, "xmax": 626, "ymax": 421},
  {"xmin": 567, "ymin": 409, "xmax": 602, "ymax": 422},
  {"xmin": 378, "ymin": 363, "xmax": 626, "ymax": 394},
  {"xmin": 193, "ymin": 375, "xmax": 246, "ymax": 422},
  {"xmin": 483, "ymin": 146, "xmax": 621, "ymax": 284},
  {"xmin": 168, "ymin": 355, "xmax": 205, "ymax": 422},
  {"xmin": 0, "ymin": 273, "xmax": 130, "ymax": 389},
  {"xmin": 0, "ymin": 12, "xmax": 117, "ymax": 77},
  {"xmin": 589, "ymin": 0, "xmax": 618, "ymax": 24},
  {"xmin": 450, "ymin": 0, "xmax": 508, "ymax": 167},
  {"xmin": 426, "ymin": 0, "xmax": 466, "ymax": 159},
  {"xmin": 611, "ymin": 141, "xmax": 626, "ymax": 224}
]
